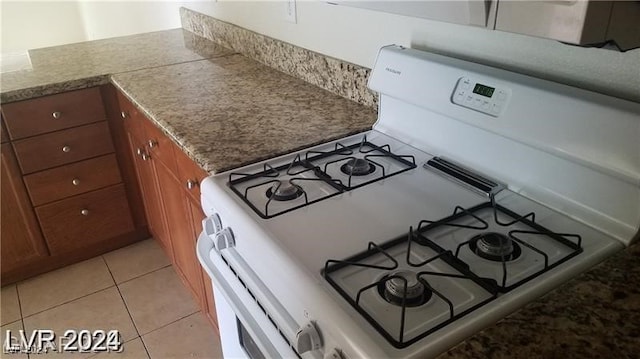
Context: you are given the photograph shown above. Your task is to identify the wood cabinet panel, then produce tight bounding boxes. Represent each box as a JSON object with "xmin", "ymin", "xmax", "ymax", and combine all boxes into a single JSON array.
[
  {"xmin": 174, "ymin": 147, "xmax": 207, "ymax": 179},
  {"xmin": 35, "ymin": 184, "xmax": 134, "ymax": 255},
  {"xmin": 126, "ymin": 131, "xmax": 172, "ymax": 259},
  {"xmin": 174, "ymin": 145, "xmax": 208, "ymax": 202},
  {"xmin": 187, "ymin": 197, "xmax": 218, "ymax": 330},
  {"xmin": 156, "ymin": 160, "xmax": 205, "ymax": 307},
  {"xmin": 201, "ymin": 269, "xmax": 219, "ymax": 331},
  {"xmin": 101, "ymin": 85, "xmax": 147, "ymax": 230},
  {"xmin": 1, "ymin": 144, "xmax": 50, "ymax": 274},
  {"xmin": 117, "ymin": 91, "xmax": 146, "ymax": 144},
  {"xmin": 24, "ymin": 154, "xmax": 122, "ymax": 206},
  {"xmin": 143, "ymin": 119, "xmax": 178, "ymax": 174},
  {"xmin": 12, "ymin": 121, "xmax": 114, "ymax": 174},
  {"xmin": 1, "ymin": 118, "xmax": 8, "ymax": 143},
  {"xmin": 2, "ymin": 87, "xmax": 106, "ymax": 140}
]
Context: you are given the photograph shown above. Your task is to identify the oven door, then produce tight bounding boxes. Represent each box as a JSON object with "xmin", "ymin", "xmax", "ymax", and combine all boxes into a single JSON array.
[{"xmin": 196, "ymin": 231, "xmax": 298, "ymax": 358}]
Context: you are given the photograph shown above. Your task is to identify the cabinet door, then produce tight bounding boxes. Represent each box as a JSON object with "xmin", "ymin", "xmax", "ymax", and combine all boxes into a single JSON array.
[
  {"xmin": 173, "ymin": 135, "xmax": 216, "ymax": 327},
  {"xmin": 126, "ymin": 132, "xmax": 172, "ymax": 260},
  {"xmin": 1, "ymin": 144, "xmax": 49, "ymax": 274},
  {"xmin": 155, "ymin": 159, "xmax": 205, "ymax": 307}
]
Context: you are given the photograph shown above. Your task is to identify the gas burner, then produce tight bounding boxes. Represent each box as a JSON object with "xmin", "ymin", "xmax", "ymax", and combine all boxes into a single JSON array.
[
  {"xmin": 340, "ymin": 158, "xmax": 376, "ymax": 176},
  {"xmin": 265, "ymin": 182, "xmax": 304, "ymax": 201},
  {"xmin": 377, "ymin": 270, "xmax": 432, "ymax": 307},
  {"xmin": 469, "ymin": 232, "xmax": 522, "ymax": 262}
]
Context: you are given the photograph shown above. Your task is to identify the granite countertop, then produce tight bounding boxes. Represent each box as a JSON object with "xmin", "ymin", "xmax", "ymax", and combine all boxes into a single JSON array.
[
  {"xmin": 1, "ymin": 27, "xmax": 638, "ymax": 359},
  {"xmin": 111, "ymin": 55, "xmax": 376, "ymax": 173},
  {"xmin": 0, "ymin": 28, "xmax": 235, "ymax": 103}
]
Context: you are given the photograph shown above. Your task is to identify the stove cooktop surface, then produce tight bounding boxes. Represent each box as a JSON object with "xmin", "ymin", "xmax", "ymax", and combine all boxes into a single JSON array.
[{"xmin": 205, "ymin": 130, "xmax": 624, "ymax": 358}]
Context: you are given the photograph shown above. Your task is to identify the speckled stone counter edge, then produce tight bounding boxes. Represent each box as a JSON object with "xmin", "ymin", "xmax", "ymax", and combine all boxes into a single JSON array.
[
  {"xmin": 180, "ymin": 7, "xmax": 377, "ymax": 109},
  {"xmin": 0, "ymin": 75, "xmax": 110, "ymax": 103}
]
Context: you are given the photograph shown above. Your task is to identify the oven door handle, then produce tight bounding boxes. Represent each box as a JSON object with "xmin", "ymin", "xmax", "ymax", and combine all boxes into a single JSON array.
[{"xmin": 197, "ymin": 231, "xmax": 297, "ymax": 358}]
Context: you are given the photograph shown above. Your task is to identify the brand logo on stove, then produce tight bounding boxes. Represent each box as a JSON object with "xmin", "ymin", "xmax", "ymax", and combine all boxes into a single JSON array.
[{"xmin": 385, "ymin": 67, "xmax": 402, "ymax": 75}]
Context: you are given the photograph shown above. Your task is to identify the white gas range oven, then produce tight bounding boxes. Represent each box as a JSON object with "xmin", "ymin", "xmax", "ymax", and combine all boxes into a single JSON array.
[{"xmin": 197, "ymin": 45, "xmax": 640, "ymax": 359}]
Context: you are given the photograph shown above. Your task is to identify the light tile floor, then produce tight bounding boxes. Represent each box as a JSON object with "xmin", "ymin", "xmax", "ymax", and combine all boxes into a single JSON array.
[{"xmin": 0, "ymin": 239, "xmax": 223, "ymax": 359}]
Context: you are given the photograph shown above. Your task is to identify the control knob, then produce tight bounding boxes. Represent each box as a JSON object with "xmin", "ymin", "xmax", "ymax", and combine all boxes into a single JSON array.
[
  {"xmin": 214, "ymin": 227, "xmax": 235, "ymax": 251},
  {"xmin": 203, "ymin": 214, "xmax": 223, "ymax": 236},
  {"xmin": 295, "ymin": 321, "xmax": 322, "ymax": 354}
]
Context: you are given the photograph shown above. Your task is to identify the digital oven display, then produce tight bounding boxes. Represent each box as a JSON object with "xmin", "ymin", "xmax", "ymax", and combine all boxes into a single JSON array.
[{"xmin": 473, "ymin": 83, "xmax": 495, "ymax": 98}]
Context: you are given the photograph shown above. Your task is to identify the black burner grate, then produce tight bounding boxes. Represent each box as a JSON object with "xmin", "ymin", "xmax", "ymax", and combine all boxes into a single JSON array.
[
  {"xmin": 323, "ymin": 198, "xmax": 583, "ymax": 348},
  {"xmin": 323, "ymin": 230, "xmax": 498, "ymax": 348},
  {"xmin": 228, "ymin": 135, "xmax": 417, "ymax": 218},
  {"xmin": 415, "ymin": 197, "xmax": 583, "ymax": 291}
]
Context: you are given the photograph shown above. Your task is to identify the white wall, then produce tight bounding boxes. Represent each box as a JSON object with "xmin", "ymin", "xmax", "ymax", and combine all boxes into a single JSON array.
[
  {"xmin": 0, "ymin": 0, "xmax": 189, "ymax": 54},
  {"xmin": 184, "ymin": 1, "xmax": 640, "ymax": 102},
  {"xmin": 77, "ymin": 1, "xmax": 186, "ymax": 40},
  {"xmin": 0, "ymin": 1, "xmax": 87, "ymax": 53}
]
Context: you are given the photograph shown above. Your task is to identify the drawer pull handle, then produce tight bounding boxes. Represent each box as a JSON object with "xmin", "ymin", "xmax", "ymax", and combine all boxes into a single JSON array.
[
  {"xmin": 136, "ymin": 148, "xmax": 144, "ymax": 156},
  {"xmin": 186, "ymin": 179, "xmax": 197, "ymax": 190},
  {"xmin": 80, "ymin": 209, "xmax": 89, "ymax": 216},
  {"xmin": 147, "ymin": 139, "xmax": 158, "ymax": 148},
  {"xmin": 72, "ymin": 178, "xmax": 80, "ymax": 186},
  {"xmin": 141, "ymin": 153, "xmax": 150, "ymax": 161},
  {"xmin": 62, "ymin": 146, "xmax": 71, "ymax": 153},
  {"xmin": 52, "ymin": 111, "xmax": 62, "ymax": 119},
  {"xmin": 120, "ymin": 111, "xmax": 127, "ymax": 119}
]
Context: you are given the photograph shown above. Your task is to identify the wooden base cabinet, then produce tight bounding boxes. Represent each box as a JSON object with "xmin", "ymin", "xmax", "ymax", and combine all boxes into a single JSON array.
[
  {"xmin": 110, "ymin": 86, "xmax": 218, "ymax": 332},
  {"xmin": 0, "ymin": 87, "xmax": 145, "ymax": 284}
]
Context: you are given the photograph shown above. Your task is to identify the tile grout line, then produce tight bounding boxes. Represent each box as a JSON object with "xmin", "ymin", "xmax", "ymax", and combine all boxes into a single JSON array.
[
  {"xmin": 14, "ymin": 285, "xmax": 29, "ymax": 359},
  {"xmin": 138, "ymin": 310, "xmax": 201, "ymax": 338},
  {"xmin": 118, "ymin": 264, "xmax": 199, "ymax": 338},
  {"xmin": 19, "ymin": 284, "xmax": 117, "ymax": 320},
  {"xmin": 101, "ymin": 255, "xmax": 155, "ymax": 359},
  {"xmin": 14, "ymin": 283, "xmax": 25, "ymax": 320},
  {"xmin": 114, "ymin": 263, "xmax": 173, "ymax": 287},
  {"xmin": 100, "ymin": 257, "xmax": 145, "ymax": 343},
  {"xmin": 15, "ymin": 256, "xmax": 119, "ymax": 320},
  {"xmin": 139, "ymin": 336, "xmax": 153, "ymax": 359}
]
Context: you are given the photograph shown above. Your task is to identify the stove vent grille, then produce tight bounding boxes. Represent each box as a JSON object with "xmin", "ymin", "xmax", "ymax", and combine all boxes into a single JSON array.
[{"xmin": 424, "ymin": 157, "xmax": 505, "ymax": 196}]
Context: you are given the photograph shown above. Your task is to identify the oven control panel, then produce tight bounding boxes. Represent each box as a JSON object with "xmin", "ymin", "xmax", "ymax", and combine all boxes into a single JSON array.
[{"xmin": 451, "ymin": 77, "xmax": 510, "ymax": 117}]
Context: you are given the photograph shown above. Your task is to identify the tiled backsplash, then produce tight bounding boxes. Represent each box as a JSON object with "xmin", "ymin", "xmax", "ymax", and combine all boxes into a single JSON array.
[{"xmin": 180, "ymin": 7, "xmax": 377, "ymax": 108}]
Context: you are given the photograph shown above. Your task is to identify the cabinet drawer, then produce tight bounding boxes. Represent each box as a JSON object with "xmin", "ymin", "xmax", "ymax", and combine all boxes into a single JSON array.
[
  {"xmin": 175, "ymin": 147, "xmax": 208, "ymax": 201},
  {"xmin": 13, "ymin": 121, "xmax": 114, "ymax": 174},
  {"xmin": 35, "ymin": 184, "xmax": 134, "ymax": 255},
  {"xmin": 143, "ymin": 119, "xmax": 177, "ymax": 173},
  {"xmin": 24, "ymin": 154, "xmax": 122, "ymax": 206},
  {"xmin": 2, "ymin": 87, "xmax": 106, "ymax": 140}
]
